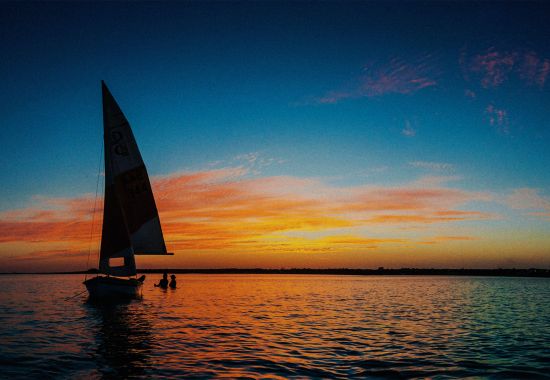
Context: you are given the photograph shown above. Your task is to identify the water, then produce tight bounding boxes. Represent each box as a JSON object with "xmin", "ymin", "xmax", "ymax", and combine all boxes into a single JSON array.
[{"xmin": 1, "ymin": 275, "xmax": 549, "ymax": 379}]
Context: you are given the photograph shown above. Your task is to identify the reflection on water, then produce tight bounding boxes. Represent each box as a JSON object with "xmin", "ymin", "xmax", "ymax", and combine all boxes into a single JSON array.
[
  {"xmin": 85, "ymin": 299, "xmax": 153, "ymax": 378},
  {"xmin": 1, "ymin": 274, "xmax": 549, "ymax": 378}
]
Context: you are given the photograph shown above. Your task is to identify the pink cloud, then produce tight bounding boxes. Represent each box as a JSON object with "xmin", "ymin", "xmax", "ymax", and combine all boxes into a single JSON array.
[
  {"xmin": 316, "ymin": 55, "xmax": 438, "ymax": 104},
  {"xmin": 539, "ymin": 60, "xmax": 550, "ymax": 87},
  {"xmin": 485, "ymin": 103, "xmax": 509, "ymax": 134},
  {"xmin": 462, "ymin": 47, "xmax": 550, "ymax": 89},
  {"xmin": 501, "ymin": 188, "xmax": 550, "ymax": 221},
  {"xmin": 506, "ymin": 188, "xmax": 550, "ymax": 211},
  {"xmin": 471, "ymin": 49, "xmax": 517, "ymax": 88},
  {"xmin": 520, "ymin": 51, "xmax": 540, "ymax": 83},
  {"xmin": 519, "ymin": 51, "xmax": 550, "ymax": 87}
]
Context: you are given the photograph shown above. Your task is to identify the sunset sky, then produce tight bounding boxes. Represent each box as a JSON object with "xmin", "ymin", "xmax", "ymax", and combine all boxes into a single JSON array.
[{"xmin": 1, "ymin": 2, "xmax": 550, "ymax": 272}]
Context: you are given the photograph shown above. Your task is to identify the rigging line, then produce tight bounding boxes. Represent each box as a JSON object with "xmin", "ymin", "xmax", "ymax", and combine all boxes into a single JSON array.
[
  {"xmin": 84, "ymin": 142, "xmax": 103, "ymax": 281},
  {"xmin": 64, "ymin": 289, "xmax": 88, "ymax": 302},
  {"xmin": 95, "ymin": 167, "xmax": 105, "ymax": 269}
]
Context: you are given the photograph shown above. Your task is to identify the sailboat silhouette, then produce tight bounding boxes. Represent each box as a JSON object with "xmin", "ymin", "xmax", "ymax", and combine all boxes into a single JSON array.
[{"xmin": 84, "ymin": 81, "xmax": 173, "ymax": 299}]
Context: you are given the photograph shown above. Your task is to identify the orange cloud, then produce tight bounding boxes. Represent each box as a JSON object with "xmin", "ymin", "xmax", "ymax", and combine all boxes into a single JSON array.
[
  {"xmin": 419, "ymin": 235, "xmax": 476, "ymax": 245},
  {"xmin": 364, "ymin": 211, "xmax": 489, "ymax": 225},
  {"xmin": 0, "ymin": 218, "xmax": 94, "ymax": 243},
  {"xmin": 0, "ymin": 167, "xmax": 498, "ymax": 271}
]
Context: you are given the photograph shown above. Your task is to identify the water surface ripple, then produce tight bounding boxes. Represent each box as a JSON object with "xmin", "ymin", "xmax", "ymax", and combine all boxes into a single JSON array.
[{"xmin": 1, "ymin": 275, "xmax": 549, "ymax": 378}]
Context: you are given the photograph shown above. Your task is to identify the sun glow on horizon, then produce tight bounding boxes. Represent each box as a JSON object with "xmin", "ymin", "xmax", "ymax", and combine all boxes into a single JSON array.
[{"xmin": 1, "ymin": 161, "xmax": 549, "ymax": 272}]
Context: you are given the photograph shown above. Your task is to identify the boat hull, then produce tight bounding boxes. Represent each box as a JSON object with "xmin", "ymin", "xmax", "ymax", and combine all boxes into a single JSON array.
[{"xmin": 84, "ymin": 276, "xmax": 144, "ymax": 300}]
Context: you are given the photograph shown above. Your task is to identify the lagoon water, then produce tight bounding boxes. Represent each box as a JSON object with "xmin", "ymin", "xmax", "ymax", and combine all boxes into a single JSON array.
[{"xmin": 1, "ymin": 274, "xmax": 549, "ymax": 379}]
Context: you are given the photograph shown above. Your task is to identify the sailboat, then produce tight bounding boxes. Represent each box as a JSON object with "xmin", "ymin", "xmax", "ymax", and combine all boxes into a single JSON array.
[{"xmin": 84, "ymin": 81, "xmax": 173, "ymax": 299}]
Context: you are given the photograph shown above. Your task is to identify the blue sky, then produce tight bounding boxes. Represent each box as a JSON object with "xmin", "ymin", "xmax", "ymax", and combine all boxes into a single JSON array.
[{"xmin": 1, "ymin": 2, "xmax": 550, "ymax": 270}]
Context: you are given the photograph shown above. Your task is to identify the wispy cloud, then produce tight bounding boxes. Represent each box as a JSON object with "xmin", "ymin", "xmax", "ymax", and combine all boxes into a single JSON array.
[
  {"xmin": 314, "ymin": 54, "xmax": 438, "ymax": 104},
  {"xmin": 410, "ymin": 175, "xmax": 463, "ymax": 187},
  {"xmin": 402, "ymin": 120, "xmax": 416, "ymax": 137},
  {"xmin": 233, "ymin": 152, "xmax": 285, "ymax": 175},
  {"xmin": 364, "ymin": 211, "xmax": 487, "ymax": 225},
  {"xmin": 461, "ymin": 47, "xmax": 550, "ymax": 89},
  {"xmin": 409, "ymin": 161, "xmax": 454, "ymax": 171},
  {"xmin": 485, "ymin": 103, "xmax": 510, "ymax": 134},
  {"xmin": 499, "ymin": 188, "xmax": 550, "ymax": 220},
  {"xmin": 458, "ymin": 47, "xmax": 550, "ymax": 135},
  {"xmin": 468, "ymin": 48, "xmax": 517, "ymax": 88},
  {"xmin": 420, "ymin": 235, "xmax": 476, "ymax": 245},
  {"xmin": 520, "ymin": 51, "xmax": 550, "ymax": 87},
  {"xmin": 527, "ymin": 212, "xmax": 550, "ymax": 220},
  {"xmin": 505, "ymin": 188, "xmax": 550, "ymax": 211}
]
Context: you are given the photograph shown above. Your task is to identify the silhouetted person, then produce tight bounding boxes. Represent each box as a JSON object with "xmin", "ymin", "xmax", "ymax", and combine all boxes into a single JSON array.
[
  {"xmin": 155, "ymin": 272, "xmax": 168, "ymax": 289},
  {"xmin": 169, "ymin": 274, "xmax": 177, "ymax": 289}
]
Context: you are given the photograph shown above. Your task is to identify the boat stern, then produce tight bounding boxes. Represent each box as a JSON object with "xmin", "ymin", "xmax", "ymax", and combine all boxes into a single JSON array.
[{"xmin": 84, "ymin": 276, "xmax": 143, "ymax": 300}]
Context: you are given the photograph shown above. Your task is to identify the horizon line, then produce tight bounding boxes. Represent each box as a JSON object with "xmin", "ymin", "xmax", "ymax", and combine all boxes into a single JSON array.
[{"xmin": 2, "ymin": 267, "xmax": 549, "ymax": 277}]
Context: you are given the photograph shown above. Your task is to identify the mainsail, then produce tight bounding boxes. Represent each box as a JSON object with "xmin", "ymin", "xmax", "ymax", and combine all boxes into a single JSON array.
[{"xmin": 99, "ymin": 81, "xmax": 170, "ymax": 276}]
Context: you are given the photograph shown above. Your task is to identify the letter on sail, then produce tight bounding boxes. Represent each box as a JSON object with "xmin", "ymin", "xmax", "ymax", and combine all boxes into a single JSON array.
[{"xmin": 99, "ymin": 81, "xmax": 170, "ymax": 277}]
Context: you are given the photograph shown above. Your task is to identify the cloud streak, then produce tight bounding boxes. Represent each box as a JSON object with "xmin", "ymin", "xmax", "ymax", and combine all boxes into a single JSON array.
[
  {"xmin": 409, "ymin": 161, "xmax": 454, "ymax": 171},
  {"xmin": 315, "ymin": 55, "xmax": 438, "ymax": 104},
  {"xmin": 505, "ymin": 188, "xmax": 550, "ymax": 215},
  {"xmin": 0, "ymin": 166, "xmax": 499, "ymax": 270}
]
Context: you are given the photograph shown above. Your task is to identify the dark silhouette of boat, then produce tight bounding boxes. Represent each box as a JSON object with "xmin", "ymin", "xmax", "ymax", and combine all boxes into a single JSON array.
[{"xmin": 84, "ymin": 81, "xmax": 173, "ymax": 300}]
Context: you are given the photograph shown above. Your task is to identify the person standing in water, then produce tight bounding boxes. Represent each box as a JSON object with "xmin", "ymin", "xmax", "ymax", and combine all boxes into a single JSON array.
[
  {"xmin": 169, "ymin": 274, "xmax": 177, "ymax": 289},
  {"xmin": 155, "ymin": 272, "xmax": 168, "ymax": 288}
]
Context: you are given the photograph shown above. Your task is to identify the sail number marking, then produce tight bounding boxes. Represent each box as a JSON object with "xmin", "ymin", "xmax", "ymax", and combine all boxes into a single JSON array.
[{"xmin": 111, "ymin": 130, "xmax": 129, "ymax": 156}]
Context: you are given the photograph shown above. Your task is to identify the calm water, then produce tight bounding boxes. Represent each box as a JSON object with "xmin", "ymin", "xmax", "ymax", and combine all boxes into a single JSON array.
[{"xmin": 1, "ymin": 275, "xmax": 549, "ymax": 379}]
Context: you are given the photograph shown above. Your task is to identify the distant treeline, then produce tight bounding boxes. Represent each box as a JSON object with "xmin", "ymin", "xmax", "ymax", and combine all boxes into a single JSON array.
[
  {"xmin": 140, "ymin": 268, "xmax": 550, "ymax": 277},
  {"xmin": 7, "ymin": 267, "xmax": 549, "ymax": 277}
]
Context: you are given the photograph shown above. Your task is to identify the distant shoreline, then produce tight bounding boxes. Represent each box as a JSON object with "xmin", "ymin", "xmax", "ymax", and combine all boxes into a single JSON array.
[{"xmin": 1, "ymin": 268, "xmax": 549, "ymax": 277}]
